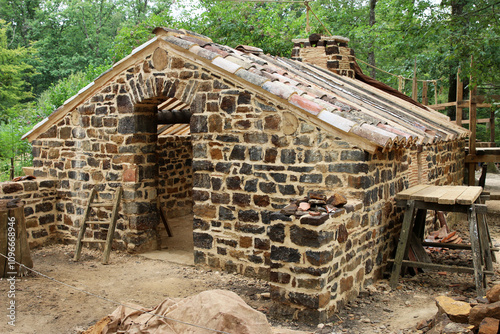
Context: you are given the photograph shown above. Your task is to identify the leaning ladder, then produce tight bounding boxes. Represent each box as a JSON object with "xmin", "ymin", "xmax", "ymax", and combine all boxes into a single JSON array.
[{"xmin": 74, "ymin": 187, "xmax": 122, "ymax": 264}]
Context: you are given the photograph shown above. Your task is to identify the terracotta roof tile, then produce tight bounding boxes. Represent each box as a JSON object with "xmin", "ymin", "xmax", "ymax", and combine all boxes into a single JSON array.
[
  {"xmin": 289, "ymin": 94, "xmax": 323, "ymax": 116},
  {"xmin": 212, "ymin": 57, "xmax": 242, "ymax": 74},
  {"xmin": 262, "ymin": 81, "xmax": 300, "ymax": 100}
]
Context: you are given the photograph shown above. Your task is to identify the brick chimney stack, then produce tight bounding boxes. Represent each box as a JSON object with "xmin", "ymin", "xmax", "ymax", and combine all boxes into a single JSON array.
[{"xmin": 291, "ymin": 34, "xmax": 356, "ymax": 78}]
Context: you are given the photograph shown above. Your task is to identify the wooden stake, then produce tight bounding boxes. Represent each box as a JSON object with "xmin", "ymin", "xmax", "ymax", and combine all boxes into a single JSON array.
[
  {"xmin": 422, "ymin": 81, "xmax": 428, "ymax": 105},
  {"xmin": 456, "ymin": 68, "xmax": 463, "ymax": 126},
  {"xmin": 412, "ymin": 57, "xmax": 418, "ymax": 101}
]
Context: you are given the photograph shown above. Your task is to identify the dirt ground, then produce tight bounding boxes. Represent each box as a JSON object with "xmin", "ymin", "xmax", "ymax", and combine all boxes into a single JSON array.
[{"xmin": 2, "ymin": 172, "xmax": 500, "ymax": 334}]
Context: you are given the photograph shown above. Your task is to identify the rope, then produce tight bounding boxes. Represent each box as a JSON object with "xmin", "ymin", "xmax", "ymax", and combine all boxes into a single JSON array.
[
  {"xmin": 304, "ymin": 2, "xmax": 333, "ymax": 37},
  {"xmin": 355, "ymin": 57, "xmax": 438, "ymax": 83},
  {"xmin": 0, "ymin": 252, "xmax": 231, "ymax": 334}
]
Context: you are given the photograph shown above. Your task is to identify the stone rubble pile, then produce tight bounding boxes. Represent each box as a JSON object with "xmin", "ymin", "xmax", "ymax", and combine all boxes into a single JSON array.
[
  {"xmin": 280, "ymin": 191, "xmax": 348, "ymax": 217},
  {"xmin": 419, "ymin": 284, "xmax": 500, "ymax": 334}
]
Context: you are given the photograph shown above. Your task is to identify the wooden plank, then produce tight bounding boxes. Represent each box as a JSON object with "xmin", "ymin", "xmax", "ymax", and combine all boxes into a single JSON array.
[
  {"xmin": 396, "ymin": 200, "xmax": 487, "ymax": 214},
  {"xmin": 462, "ymin": 118, "xmax": 491, "ymax": 125},
  {"xmin": 470, "ymin": 83, "xmax": 478, "ymax": 156},
  {"xmin": 437, "ymin": 186, "xmax": 468, "ymax": 205},
  {"xmin": 466, "ymin": 155, "xmax": 500, "ymax": 163},
  {"xmin": 478, "ymin": 210, "xmax": 494, "ymax": 271},
  {"xmin": 388, "ymin": 260, "xmax": 494, "ymax": 275},
  {"xmin": 395, "ymin": 184, "xmax": 431, "ymax": 200},
  {"xmin": 420, "ymin": 186, "xmax": 452, "ymax": 203},
  {"xmin": 390, "ymin": 200, "xmax": 416, "ymax": 288},
  {"xmin": 456, "ymin": 186, "xmax": 483, "ymax": 205},
  {"xmin": 422, "ymin": 81, "xmax": 428, "ymax": 105},
  {"xmin": 468, "ymin": 162, "xmax": 477, "ymax": 186},
  {"xmin": 421, "ymin": 242, "xmax": 499, "ymax": 251}
]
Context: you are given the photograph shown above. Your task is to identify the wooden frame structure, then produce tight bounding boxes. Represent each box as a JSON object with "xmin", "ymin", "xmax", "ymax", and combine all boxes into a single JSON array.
[{"xmin": 427, "ymin": 69, "xmax": 499, "ymax": 186}]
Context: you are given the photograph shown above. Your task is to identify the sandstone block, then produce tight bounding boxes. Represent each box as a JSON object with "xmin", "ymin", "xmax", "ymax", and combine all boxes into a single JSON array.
[
  {"xmin": 479, "ymin": 317, "xmax": 500, "ymax": 334},
  {"xmin": 435, "ymin": 296, "xmax": 471, "ymax": 324},
  {"xmin": 470, "ymin": 302, "xmax": 500, "ymax": 328},
  {"xmin": 486, "ymin": 285, "xmax": 500, "ymax": 303}
]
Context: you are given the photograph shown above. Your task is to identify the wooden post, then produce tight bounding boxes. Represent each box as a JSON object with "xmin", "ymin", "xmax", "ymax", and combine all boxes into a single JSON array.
[
  {"xmin": 468, "ymin": 57, "xmax": 478, "ymax": 187},
  {"xmin": 434, "ymin": 80, "xmax": 438, "ymax": 106},
  {"xmin": 422, "ymin": 81, "xmax": 428, "ymax": 105},
  {"xmin": 10, "ymin": 158, "xmax": 14, "ymax": 180},
  {"xmin": 0, "ymin": 199, "xmax": 33, "ymax": 277},
  {"xmin": 456, "ymin": 68, "xmax": 463, "ymax": 126},
  {"xmin": 412, "ymin": 58, "xmax": 418, "ymax": 101},
  {"xmin": 490, "ymin": 108, "xmax": 495, "ymax": 145}
]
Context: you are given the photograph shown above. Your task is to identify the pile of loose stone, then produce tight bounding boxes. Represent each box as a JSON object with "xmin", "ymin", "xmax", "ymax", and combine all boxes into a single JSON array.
[
  {"xmin": 280, "ymin": 192, "xmax": 348, "ymax": 217},
  {"xmin": 420, "ymin": 284, "xmax": 500, "ymax": 333}
]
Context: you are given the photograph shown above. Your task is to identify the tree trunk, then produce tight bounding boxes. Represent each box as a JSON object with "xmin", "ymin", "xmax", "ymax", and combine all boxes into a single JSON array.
[{"xmin": 368, "ymin": 0, "xmax": 377, "ymax": 79}]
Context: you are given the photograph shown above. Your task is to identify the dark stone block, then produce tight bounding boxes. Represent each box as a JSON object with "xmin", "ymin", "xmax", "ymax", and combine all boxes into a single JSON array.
[
  {"xmin": 193, "ymin": 218, "xmax": 210, "ymax": 230},
  {"xmin": 229, "ymin": 145, "xmax": 246, "ymax": 160},
  {"xmin": 216, "ymin": 135, "xmax": 239, "ymax": 142},
  {"xmin": 329, "ymin": 163, "xmax": 369, "ymax": 174},
  {"xmin": 290, "ymin": 225, "xmax": 334, "ymax": 248},
  {"xmin": 192, "ymin": 190, "xmax": 209, "ymax": 201},
  {"xmin": 248, "ymin": 255, "xmax": 263, "ymax": 264},
  {"xmin": 192, "ymin": 160, "xmax": 214, "ymax": 172},
  {"xmin": 244, "ymin": 179, "xmax": 258, "ymax": 192},
  {"xmin": 233, "ymin": 193, "xmax": 251, "ymax": 206},
  {"xmin": 259, "ymin": 182, "xmax": 276, "ymax": 194},
  {"xmin": 281, "ymin": 149, "xmax": 296, "ymax": 164},
  {"xmin": 253, "ymin": 195, "xmax": 270, "ymax": 207},
  {"xmin": 2, "ymin": 183, "xmax": 23, "ymax": 194},
  {"xmin": 270, "ymin": 272, "xmax": 291, "ymax": 284},
  {"xmin": 193, "ymin": 232, "xmax": 213, "ymax": 249},
  {"xmin": 255, "ymin": 238, "xmax": 270, "ymax": 250},
  {"xmin": 300, "ymin": 213, "xmax": 329, "ymax": 226},
  {"xmin": 215, "ymin": 162, "xmax": 232, "ymax": 173},
  {"xmin": 341, "ymin": 150, "xmax": 367, "ymax": 161},
  {"xmin": 291, "ymin": 266, "xmax": 329, "ymax": 276},
  {"xmin": 278, "ymin": 185, "xmax": 296, "ymax": 195},
  {"xmin": 271, "ymin": 173, "xmax": 287, "ymax": 183},
  {"xmin": 267, "ymin": 224, "xmax": 285, "ymax": 243},
  {"xmin": 117, "ymin": 95, "xmax": 133, "ymax": 113},
  {"xmin": 226, "ymin": 176, "xmax": 241, "ymax": 190},
  {"xmin": 191, "ymin": 115, "xmax": 208, "ymax": 133},
  {"xmin": 337, "ymin": 224, "xmax": 349, "ymax": 243},
  {"xmin": 221, "ymin": 96, "xmax": 236, "ymax": 114},
  {"xmin": 304, "ymin": 150, "xmax": 323, "ymax": 163},
  {"xmin": 24, "ymin": 206, "xmax": 34, "ymax": 217},
  {"xmin": 264, "ymin": 148, "xmax": 278, "ymax": 163},
  {"xmin": 288, "ymin": 166, "xmax": 314, "ymax": 173},
  {"xmin": 299, "ymin": 174, "xmax": 323, "ymax": 183},
  {"xmin": 211, "ymin": 192, "xmax": 230, "ymax": 204},
  {"xmin": 238, "ymin": 209, "xmax": 259, "ymax": 222},
  {"xmin": 32, "ymin": 228, "xmax": 49, "ymax": 239},
  {"xmin": 219, "ymin": 206, "xmax": 235, "ymax": 220},
  {"xmin": 40, "ymin": 180, "xmax": 56, "ymax": 188},
  {"xmin": 239, "ymin": 163, "xmax": 252, "ymax": 175},
  {"xmin": 238, "ymin": 91, "xmax": 252, "ymax": 105},
  {"xmin": 236, "ymin": 222, "xmax": 265, "ymax": 234},
  {"xmin": 193, "ymin": 173, "xmax": 211, "ymax": 188},
  {"xmin": 271, "ymin": 135, "xmax": 289, "ymax": 147},
  {"xmin": 249, "ymin": 146, "xmax": 263, "ymax": 161},
  {"xmin": 270, "ymin": 212, "xmax": 292, "ymax": 222},
  {"xmin": 39, "ymin": 214, "xmax": 55, "ymax": 225},
  {"xmin": 211, "ymin": 177, "xmax": 222, "ymax": 191},
  {"xmin": 194, "ymin": 251, "xmax": 206, "ymax": 264},
  {"xmin": 244, "ymin": 132, "xmax": 268, "ymax": 144},
  {"xmin": 306, "ymin": 249, "xmax": 334, "ymax": 266},
  {"xmin": 217, "ymin": 238, "xmax": 237, "ymax": 247},
  {"xmin": 271, "ymin": 246, "xmax": 300, "ymax": 263},
  {"xmin": 36, "ymin": 202, "xmax": 53, "ymax": 213}
]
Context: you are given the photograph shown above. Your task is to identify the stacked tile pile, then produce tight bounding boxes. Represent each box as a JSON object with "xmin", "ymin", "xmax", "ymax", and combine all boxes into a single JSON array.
[{"xmin": 281, "ymin": 191, "xmax": 348, "ymax": 217}]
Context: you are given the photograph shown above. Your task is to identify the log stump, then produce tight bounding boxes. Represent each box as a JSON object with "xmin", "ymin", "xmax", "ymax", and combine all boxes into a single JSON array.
[{"xmin": 0, "ymin": 198, "xmax": 33, "ymax": 277}]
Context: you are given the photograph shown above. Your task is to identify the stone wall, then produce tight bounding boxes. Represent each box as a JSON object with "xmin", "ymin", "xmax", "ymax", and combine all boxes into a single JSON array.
[
  {"xmin": 157, "ymin": 135, "xmax": 193, "ymax": 218},
  {"xmin": 0, "ymin": 179, "xmax": 59, "ymax": 248}
]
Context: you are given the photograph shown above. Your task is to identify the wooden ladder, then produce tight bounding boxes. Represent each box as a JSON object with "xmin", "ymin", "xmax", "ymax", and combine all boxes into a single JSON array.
[{"xmin": 74, "ymin": 187, "xmax": 122, "ymax": 264}]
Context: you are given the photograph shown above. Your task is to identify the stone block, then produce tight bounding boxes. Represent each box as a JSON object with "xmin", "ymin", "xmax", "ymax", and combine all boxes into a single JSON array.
[
  {"xmin": 238, "ymin": 209, "xmax": 259, "ymax": 222},
  {"xmin": 193, "ymin": 232, "xmax": 213, "ymax": 249},
  {"xmin": 435, "ymin": 296, "xmax": 471, "ymax": 324},
  {"xmin": 486, "ymin": 284, "xmax": 500, "ymax": 303},
  {"xmin": 229, "ymin": 145, "xmax": 246, "ymax": 161},
  {"xmin": 290, "ymin": 225, "xmax": 334, "ymax": 248},
  {"xmin": 271, "ymin": 245, "xmax": 301, "ymax": 263},
  {"xmin": 2, "ymin": 183, "xmax": 23, "ymax": 194},
  {"xmin": 268, "ymin": 224, "xmax": 285, "ymax": 243},
  {"xmin": 300, "ymin": 213, "xmax": 329, "ymax": 226},
  {"xmin": 253, "ymin": 195, "xmax": 270, "ymax": 207},
  {"xmin": 233, "ymin": 193, "xmax": 251, "ymax": 206},
  {"xmin": 306, "ymin": 249, "xmax": 334, "ymax": 266},
  {"xmin": 479, "ymin": 317, "xmax": 500, "ymax": 334},
  {"xmin": 470, "ymin": 301, "xmax": 500, "ymax": 327}
]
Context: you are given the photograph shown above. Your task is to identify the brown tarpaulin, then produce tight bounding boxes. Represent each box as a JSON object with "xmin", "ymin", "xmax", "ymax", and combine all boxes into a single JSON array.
[{"xmin": 91, "ymin": 290, "xmax": 273, "ymax": 334}]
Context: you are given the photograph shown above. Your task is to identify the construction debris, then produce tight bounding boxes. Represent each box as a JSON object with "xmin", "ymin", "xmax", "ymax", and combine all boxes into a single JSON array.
[{"xmin": 280, "ymin": 192, "xmax": 348, "ymax": 217}]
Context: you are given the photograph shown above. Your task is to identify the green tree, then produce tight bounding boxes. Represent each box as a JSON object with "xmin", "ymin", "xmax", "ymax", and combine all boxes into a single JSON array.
[{"xmin": 0, "ymin": 20, "xmax": 35, "ymax": 121}]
